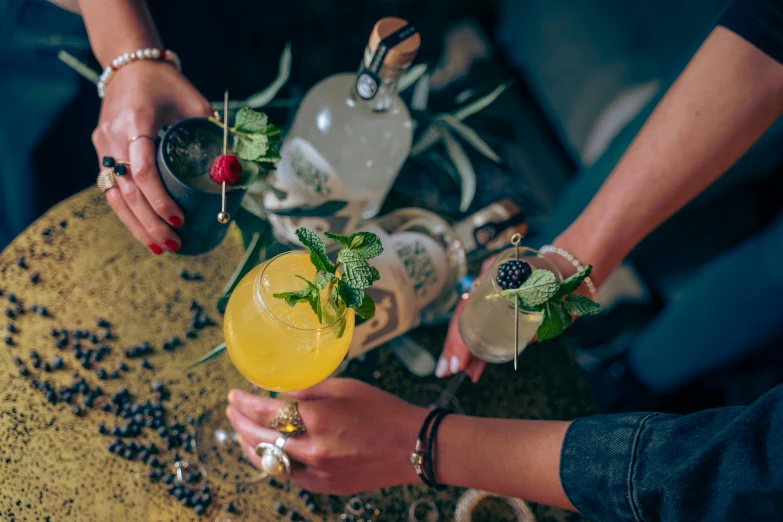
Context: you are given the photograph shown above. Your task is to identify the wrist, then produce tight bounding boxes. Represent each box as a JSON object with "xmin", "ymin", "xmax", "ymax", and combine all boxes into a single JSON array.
[{"xmin": 396, "ymin": 405, "xmax": 434, "ymax": 486}]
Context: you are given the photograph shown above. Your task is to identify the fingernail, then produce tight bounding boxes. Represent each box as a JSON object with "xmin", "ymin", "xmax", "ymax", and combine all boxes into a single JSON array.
[
  {"xmin": 168, "ymin": 216, "xmax": 183, "ymax": 228},
  {"xmin": 435, "ymin": 358, "xmax": 448, "ymax": 378},
  {"xmin": 148, "ymin": 244, "xmax": 163, "ymax": 255},
  {"xmin": 450, "ymin": 355, "xmax": 460, "ymax": 374},
  {"xmin": 164, "ymin": 240, "xmax": 180, "ymax": 252},
  {"xmin": 225, "ymin": 406, "xmax": 233, "ymax": 421},
  {"xmin": 227, "ymin": 390, "xmax": 235, "ymax": 404},
  {"xmin": 236, "ymin": 434, "xmax": 245, "ymax": 446}
]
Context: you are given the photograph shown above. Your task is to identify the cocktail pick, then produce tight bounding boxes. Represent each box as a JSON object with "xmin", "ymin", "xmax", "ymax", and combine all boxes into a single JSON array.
[
  {"xmin": 217, "ymin": 89, "xmax": 230, "ymax": 224},
  {"xmin": 511, "ymin": 233, "xmax": 522, "ymax": 370}
]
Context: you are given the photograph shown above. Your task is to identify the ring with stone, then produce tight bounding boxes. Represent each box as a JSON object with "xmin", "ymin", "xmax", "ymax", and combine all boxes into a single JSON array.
[
  {"xmin": 269, "ymin": 401, "xmax": 306, "ymax": 435},
  {"xmin": 255, "ymin": 434, "xmax": 292, "ymax": 477}
]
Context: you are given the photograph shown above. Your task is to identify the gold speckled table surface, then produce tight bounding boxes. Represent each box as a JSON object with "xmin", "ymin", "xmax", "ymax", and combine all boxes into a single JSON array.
[{"xmin": 0, "ymin": 188, "xmax": 594, "ymax": 521}]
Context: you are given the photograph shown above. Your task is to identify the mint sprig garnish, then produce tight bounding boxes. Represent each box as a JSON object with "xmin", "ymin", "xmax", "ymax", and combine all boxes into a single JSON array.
[
  {"xmin": 272, "ymin": 228, "xmax": 383, "ymax": 327},
  {"xmin": 487, "ymin": 265, "xmax": 600, "ymax": 341}
]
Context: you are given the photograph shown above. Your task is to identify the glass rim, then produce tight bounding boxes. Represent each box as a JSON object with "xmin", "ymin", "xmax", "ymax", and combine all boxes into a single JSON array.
[
  {"xmin": 254, "ymin": 251, "xmax": 350, "ymax": 331},
  {"xmin": 159, "ymin": 117, "xmax": 245, "ymax": 196}
]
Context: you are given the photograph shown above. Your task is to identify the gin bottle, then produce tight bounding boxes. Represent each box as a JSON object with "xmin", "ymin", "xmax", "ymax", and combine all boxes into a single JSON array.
[
  {"xmin": 265, "ymin": 18, "xmax": 421, "ymax": 247},
  {"xmin": 348, "ymin": 199, "xmax": 527, "ymax": 358}
]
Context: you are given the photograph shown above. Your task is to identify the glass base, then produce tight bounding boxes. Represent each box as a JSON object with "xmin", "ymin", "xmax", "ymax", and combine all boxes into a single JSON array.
[{"xmin": 194, "ymin": 404, "xmax": 263, "ymax": 485}]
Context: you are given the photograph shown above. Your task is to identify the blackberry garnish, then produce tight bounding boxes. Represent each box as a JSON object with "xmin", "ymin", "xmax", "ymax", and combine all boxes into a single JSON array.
[{"xmin": 495, "ymin": 260, "xmax": 533, "ymax": 290}]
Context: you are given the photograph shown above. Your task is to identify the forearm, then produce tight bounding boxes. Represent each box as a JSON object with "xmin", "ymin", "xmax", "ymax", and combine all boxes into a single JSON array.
[
  {"xmin": 554, "ymin": 27, "xmax": 783, "ymax": 287},
  {"xmin": 434, "ymin": 415, "xmax": 575, "ymax": 511},
  {"xmin": 78, "ymin": 0, "xmax": 162, "ymax": 67}
]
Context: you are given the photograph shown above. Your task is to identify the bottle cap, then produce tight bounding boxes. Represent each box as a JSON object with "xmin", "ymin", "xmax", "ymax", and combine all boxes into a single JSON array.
[{"xmin": 368, "ymin": 17, "xmax": 421, "ymax": 68}]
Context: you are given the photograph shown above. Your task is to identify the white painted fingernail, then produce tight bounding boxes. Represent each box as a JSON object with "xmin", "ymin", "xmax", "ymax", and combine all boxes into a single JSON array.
[
  {"xmin": 435, "ymin": 358, "xmax": 448, "ymax": 378},
  {"xmin": 450, "ymin": 355, "xmax": 460, "ymax": 374}
]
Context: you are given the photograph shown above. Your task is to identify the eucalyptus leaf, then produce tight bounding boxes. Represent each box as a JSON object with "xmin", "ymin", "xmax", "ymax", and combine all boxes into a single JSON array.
[
  {"xmin": 411, "ymin": 73, "xmax": 431, "ymax": 112},
  {"xmin": 437, "ymin": 124, "xmax": 476, "ymax": 212},
  {"xmin": 452, "ymin": 80, "xmax": 514, "ymax": 121},
  {"xmin": 410, "ymin": 125, "xmax": 441, "ymax": 157},
  {"xmin": 217, "ymin": 232, "xmax": 264, "ymax": 312},
  {"xmin": 398, "ymin": 63, "xmax": 428, "ymax": 92},
  {"xmin": 438, "ymin": 114, "xmax": 501, "ymax": 163},
  {"xmin": 186, "ymin": 343, "xmax": 226, "ymax": 369},
  {"xmin": 246, "ymin": 42, "xmax": 292, "ymax": 109},
  {"xmin": 246, "ymin": 178, "xmax": 287, "ymax": 201}
]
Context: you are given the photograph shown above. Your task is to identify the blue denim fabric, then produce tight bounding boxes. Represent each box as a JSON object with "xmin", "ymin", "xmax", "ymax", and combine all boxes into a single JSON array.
[{"xmin": 560, "ymin": 384, "xmax": 783, "ymax": 521}]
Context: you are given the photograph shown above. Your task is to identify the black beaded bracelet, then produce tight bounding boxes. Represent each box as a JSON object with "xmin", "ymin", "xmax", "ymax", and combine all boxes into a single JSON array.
[{"xmin": 424, "ymin": 408, "xmax": 452, "ymax": 490}]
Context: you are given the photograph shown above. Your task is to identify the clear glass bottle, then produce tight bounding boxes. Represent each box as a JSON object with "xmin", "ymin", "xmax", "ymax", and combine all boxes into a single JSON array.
[
  {"xmin": 265, "ymin": 18, "xmax": 421, "ymax": 247},
  {"xmin": 347, "ymin": 199, "xmax": 527, "ymax": 359}
]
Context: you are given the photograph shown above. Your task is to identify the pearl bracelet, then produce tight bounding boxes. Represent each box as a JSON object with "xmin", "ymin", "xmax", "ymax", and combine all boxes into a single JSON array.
[
  {"xmin": 539, "ymin": 245, "xmax": 599, "ymax": 302},
  {"xmin": 97, "ymin": 48, "xmax": 181, "ymax": 98}
]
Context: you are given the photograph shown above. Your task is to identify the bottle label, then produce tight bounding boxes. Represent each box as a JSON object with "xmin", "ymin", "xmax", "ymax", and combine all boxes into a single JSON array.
[
  {"xmin": 265, "ymin": 137, "xmax": 367, "ymax": 245},
  {"xmin": 356, "ymin": 24, "xmax": 418, "ymax": 101},
  {"xmin": 348, "ymin": 226, "xmax": 448, "ymax": 359}
]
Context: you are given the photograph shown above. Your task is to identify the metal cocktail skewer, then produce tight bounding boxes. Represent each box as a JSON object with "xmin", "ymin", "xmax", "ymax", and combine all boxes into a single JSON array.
[
  {"xmin": 217, "ymin": 89, "xmax": 230, "ymax": 224},
  {"xmin": 511, "ymin": 233, "xmax": 522, "ymax": 370}
]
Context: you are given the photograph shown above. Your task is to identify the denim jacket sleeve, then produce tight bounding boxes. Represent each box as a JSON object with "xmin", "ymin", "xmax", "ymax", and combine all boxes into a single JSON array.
[{"xmin": 559, "ymin": 384, "xmax": 783, "ymax": 521}]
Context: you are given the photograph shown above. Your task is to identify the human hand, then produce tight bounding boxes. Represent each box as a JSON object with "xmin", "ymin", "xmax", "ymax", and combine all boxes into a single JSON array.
[
  {"xmin": 91, "ymin": 60, "xmax": 212, "ymax": 254},
  {"xmin": 225, "ymin": 378, "xmax": 427, "ymax": 495},
  {"xmin": 436, "ymin": 256, "xmax": 494, "ymax": 382}
]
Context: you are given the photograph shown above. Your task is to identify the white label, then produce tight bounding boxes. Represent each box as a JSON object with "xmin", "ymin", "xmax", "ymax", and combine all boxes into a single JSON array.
[
  {"xmin": 265, "ymin": 137, "xmax": 367, "ymax": 245},
  {"xmin": 348, "ymin": 226, "xmax": 448, "ymax": 359}
]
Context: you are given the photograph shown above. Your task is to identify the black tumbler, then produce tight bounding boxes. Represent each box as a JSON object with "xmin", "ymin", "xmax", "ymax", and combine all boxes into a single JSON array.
[{"xmin": 157, "ymin": 118, "xmax": 246, "ymax": 256}]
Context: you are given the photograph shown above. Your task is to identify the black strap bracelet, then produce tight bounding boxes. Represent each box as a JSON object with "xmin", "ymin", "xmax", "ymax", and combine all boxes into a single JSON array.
[
  {"xmin": 411, "ymin": 408, "xmax": 448, "ymax": 488},
  {"xmin": 424, "ymin": 408, "xmax": 452, "ymax": 490}
]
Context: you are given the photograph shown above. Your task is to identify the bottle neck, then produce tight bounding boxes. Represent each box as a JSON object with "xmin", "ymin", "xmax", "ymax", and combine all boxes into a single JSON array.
[
  {"xmin": 453, "ymin": 200, "xmax": 527, "ymax": 255},
  {"xmin": 350, "ymin": 46, "xmax": 406, "ymax": 112}
]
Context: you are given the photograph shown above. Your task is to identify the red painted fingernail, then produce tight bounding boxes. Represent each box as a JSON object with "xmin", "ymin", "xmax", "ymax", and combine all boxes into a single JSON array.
[
  {"xmin": 148, "ymin": 244, "xmax": 163, "ymax": 255},
  {"xmin": 164, "ymin": 240, "xmax": 180, "ymax": 252},
  {"xmin": 168, "ymin": 216, "xmax": 183, "ymax": 228}
]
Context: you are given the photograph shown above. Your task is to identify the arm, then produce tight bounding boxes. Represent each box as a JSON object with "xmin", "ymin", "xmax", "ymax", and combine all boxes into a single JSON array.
[
  {"xmin": 226, "ymin": 378, "xmax": 783, "ymax": 520},
  {"xmin": 78, "ymin": 0, "xmax": 162, "ymax": 67},
  {"xmin": 440, "ymin": 20, "xmax": 783, "ymax": 380},
  {"xmin": 555, "ymin": 25, "xmax": 783, "ymax": 287},
  {"xmin": 77, "ymin": 0, "xmax": 211, "ymax": 254}
]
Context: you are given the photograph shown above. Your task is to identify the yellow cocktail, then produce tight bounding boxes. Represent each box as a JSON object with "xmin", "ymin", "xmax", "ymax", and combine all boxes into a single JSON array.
[{"xmin": 224, "ymin": 251, "xmax": 354, "ymax": 392}]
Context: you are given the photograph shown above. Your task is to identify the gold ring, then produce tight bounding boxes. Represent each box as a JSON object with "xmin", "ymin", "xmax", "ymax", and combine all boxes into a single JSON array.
[
  {"xmin": 269, "ymin": 402, "xmax": 306, "ymax": 435},
  {"xmin": 129, "ymin": 134, "xmax": 156, "ymax": 144},
  {"xmin": 96, "ymin": 169, "xmax": 117, "ymax": 192}
]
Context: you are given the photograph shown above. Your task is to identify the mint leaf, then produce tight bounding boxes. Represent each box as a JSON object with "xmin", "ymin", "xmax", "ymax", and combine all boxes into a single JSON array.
[
  {"xmin": 557, "ymin": 265, "xmax": 593, "ymax": 297},
  {"xmin": 324, "ymin": 231, "xmax": 353, "ymax": 248},
  {"xmin": 273, "ymin": 286, "xmax": 312, "ymax": 308},
  {"xmin": 349, "ymin": 232, "xmax": 383, "ymax": 259},
  {"xmin": 335, "ymin": 316, "xmax": 348, "ymax": 339},
  {"xmin": 562, "ymin": 294, "xmax": 601, "ymax": 316},
  {"xmin": 296, "ymin": 228, "xmax": 334, "ymax": 273},
  {"xmin": 536, "ymin": 302, "xmax": 565, "ymax": 341},
  {"xmin": 369, "ymin": 265, "xmax": 380, "ymax": 283},
  {"xmin": 355, "ymin": 293, "xmax": 376, "ymax": 320},
  {"xmin": 337, "ymin": 279, "xmax": 364, "ymax": 308},
  {"xmin": 234, "ymin": 108, "xmax": 269, "ymax": 133},
  {"xmin": 296, "ymin": 275, "xmax": 318, "ymax": 291},
  {"xmin": 502, "ymin": 270, "xmax": 560, "ymax": 307},
  {"xmin": 236, "ymin": 133, "xmax": 269, "ymax": 161},
  {"xmin": 232, "ymin": 161, "xmax": 261, "ymax": 189},
  {"xmin": 315, "ymin": 270, "xmax": 336, "ymax": 290},
  {"xmin": 308, "ymin": 292, "xmax": 322, "ymax": 323},
  {"xmin": 339, "ymin": 253, "xmax": 374, "ymax": 290}
]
